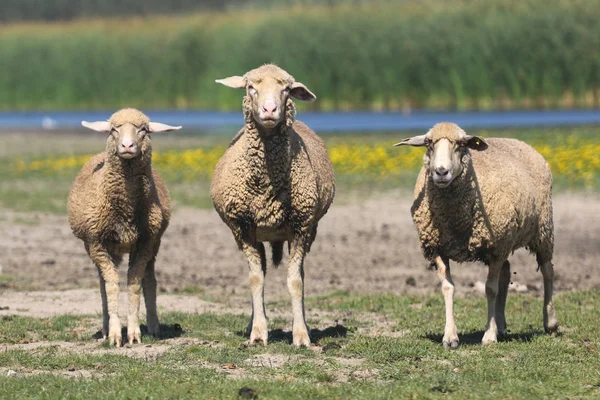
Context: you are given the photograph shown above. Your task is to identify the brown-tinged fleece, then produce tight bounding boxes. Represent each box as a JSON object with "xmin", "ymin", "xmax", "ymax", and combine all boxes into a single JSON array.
[
  {"xmin": 396, "ymin": 122, "xmax": 557, "ymax": 348},
  {"xmin": 67, "ymin": 108, "xmax": 181, "ymax": 347},
  {"xmin": 212, "ymin": 64, "xmax": 335, "ymax": 347}
]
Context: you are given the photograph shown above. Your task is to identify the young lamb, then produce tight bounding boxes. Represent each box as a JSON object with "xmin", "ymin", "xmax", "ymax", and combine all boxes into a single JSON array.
[
  {"xmin": 67, "ymin": 108, "xmax": 181, "ymax": 346},
  {"xmin": 395, "ymin": 122, "xmax": 557, "ymax": 347},
  {"xmin": 212, "ymin": 64, "xmax": 335, "ymax": 347}
]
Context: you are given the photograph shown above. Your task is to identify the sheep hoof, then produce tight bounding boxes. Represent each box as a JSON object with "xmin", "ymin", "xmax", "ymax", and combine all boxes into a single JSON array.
[
  {"xmin": 147, "ymin": 320, "xmax": 160, "ymax": 337},
  {"xmin": 127, "ymin": 327, "xmax": 142, "ymax": 345},
  {"xmin": 481, "ymin": 331, "xmax": 497, "ymax": 345},
  {"xmin": 292, "ymin": 330, "xmax": 311, "ymax": 348},
  {"xmin": 545, "ymin": 322, "xmax": 559, "ymax": 334},
  {"xmin": 248, "ymin": 338, "xmax": 267, "ymax": 347},
  {"xmin": 443, "ymin": 339, "xmax": 460, "ymax": 349},
  {"xmin": 249, "ymin": 329, "xmax": 268, "ymax": 346},
  {"xmin": 108, "ymin": 330, "xmax": 122, "ymax": 347}
]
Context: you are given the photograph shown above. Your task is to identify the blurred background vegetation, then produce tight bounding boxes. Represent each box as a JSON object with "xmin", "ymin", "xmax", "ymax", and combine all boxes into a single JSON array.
[{"xmin": 1, "ymin": 0, "xmax": 599, "ymax": 111}]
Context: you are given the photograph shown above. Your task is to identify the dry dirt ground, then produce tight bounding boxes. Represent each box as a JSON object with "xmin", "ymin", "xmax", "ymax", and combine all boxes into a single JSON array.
[{"xmin": 0, "ymin": 193, "xmax": 598, "ymax": 318}]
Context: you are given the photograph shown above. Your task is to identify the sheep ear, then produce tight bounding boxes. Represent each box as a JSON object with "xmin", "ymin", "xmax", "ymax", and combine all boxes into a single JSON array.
[
  {"xmin": 82, "ymin": 121, "xmax": 111, "ymax": 132},
  {"xmin": 290, "ymin": 81, "xmax": 317, "ymax": 102},
  {"xmin": 148, "ymin": 122, "xmax": 182, "ymax": 133},
  {"xmin": 215, "ymin": 76, "xmax": 246, "ymax": 89},
  {"xmin": 393, "ymin": 134, "xmax": 428, "ymax": 147},
  {"xmin": 465, "ymin": 135, "xmax": 488, "ymax": 151}
]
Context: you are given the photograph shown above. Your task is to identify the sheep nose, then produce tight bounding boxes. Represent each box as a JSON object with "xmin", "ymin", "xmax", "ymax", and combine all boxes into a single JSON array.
[
  {"xmin": 435, "ymin": 166, "xmax": 449, "ymax": 176},
  {"xmin": 120, "ymin": 138, "xmax": 135, "ymax": 150},
  {"xmin": 262, "ymin": 99, "xmax": 278, "ymax": 115}
]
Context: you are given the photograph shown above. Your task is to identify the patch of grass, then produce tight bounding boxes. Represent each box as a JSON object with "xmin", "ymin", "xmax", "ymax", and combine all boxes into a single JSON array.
[
  {"xmin": 0, "ymin": 290, "xmax": 599, "ymax": 398},
  {"xmin": 0, "ymin": 315, "xmax": 96, "ymax": 344}
]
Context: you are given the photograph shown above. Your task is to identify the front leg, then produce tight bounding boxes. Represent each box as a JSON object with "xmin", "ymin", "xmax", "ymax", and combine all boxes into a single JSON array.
[
  {"xmin": 434, "ymin": 256, "xmax": 459, "ymax": 349},
  {"xmin": 243, "ymin": 241, "xmax": 268, "ymax": 346},
  {"xmin": 288, "ymin": 236, "xmax": 310, "ymax": 347},
  {"xmin": 89, "ymin": 244, "xmax": 122, "ymax": 347},
  {"xmin": 482, "ymin": 260, "xmax": 504, "ymax": 345},
  {"xmin": 127, "ymin": 242, "xmax": 154, "ymax": 345}
]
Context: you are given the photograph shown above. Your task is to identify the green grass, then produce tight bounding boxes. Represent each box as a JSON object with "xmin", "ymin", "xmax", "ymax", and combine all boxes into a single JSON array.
[{"xmin": 1, "ymin": 290, "xmax": 599, "ymax": 398}]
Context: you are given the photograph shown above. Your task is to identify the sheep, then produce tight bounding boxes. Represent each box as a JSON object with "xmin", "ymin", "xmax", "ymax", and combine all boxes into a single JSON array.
[
  {"xmin": 395, "ymin": 122, "xmax": 557, "ymax": 347},
  {"xmin": 67, "ymin": 108, "xmax": 181, "ymax": 346},
  {"xmin": 211, "ymin": 64, "xmax": 335, "ymax": 347}
]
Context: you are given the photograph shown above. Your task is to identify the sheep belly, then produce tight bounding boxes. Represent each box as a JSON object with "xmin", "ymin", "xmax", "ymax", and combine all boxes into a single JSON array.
[{"xmin": 256, "ymin": 226, "xmax": 288, "ymax": 242}]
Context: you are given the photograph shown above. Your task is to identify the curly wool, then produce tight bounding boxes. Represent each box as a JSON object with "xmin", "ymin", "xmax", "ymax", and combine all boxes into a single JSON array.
[
  {"xmin": 211, "ymin": 92, "xmax": 335, "ymax": 257},
  {"xmin": 411, "ymin": 137, "xmax": 553, "ymax": 265},
  {"xmin": 109, "ymin": 108, "xmax": 150, "ymax": 127}
]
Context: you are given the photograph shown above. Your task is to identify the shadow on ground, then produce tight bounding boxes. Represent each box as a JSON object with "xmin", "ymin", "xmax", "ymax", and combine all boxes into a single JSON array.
[
  {"xmin": 425, "ymin": 328, "xmax": 550, "ymax": 346},
  {"xmin": 235, "ymin": 324, "xmax": 348, "ymax": 345}
]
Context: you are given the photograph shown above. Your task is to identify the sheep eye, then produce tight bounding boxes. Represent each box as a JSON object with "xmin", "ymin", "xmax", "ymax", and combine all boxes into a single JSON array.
[
  {"xmin": 138, "ymin": 128, "xmax": 147, "ymax": 136},
  {"xmin": 110, "ymin": 128, "xmax": 119, "ymax": 137},
  {"xmin": 248, "ymin": 85, "xmax": 257, "ymax": 95}
]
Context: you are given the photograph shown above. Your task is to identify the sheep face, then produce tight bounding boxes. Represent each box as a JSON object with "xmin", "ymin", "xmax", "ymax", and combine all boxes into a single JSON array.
[
  {"xmin": 394, "ymin": 122, "xmax": 488, "ymax": 188},
  {"xmin": 216, "ymin": 64, "xmax": 316, "ymax": 130},
  {"xmin": 82, "ymin": 109, "xmax": 181, "ymax": 160}
]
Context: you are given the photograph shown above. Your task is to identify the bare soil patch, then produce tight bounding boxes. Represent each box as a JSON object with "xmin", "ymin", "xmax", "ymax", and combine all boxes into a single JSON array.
[{"xmin": 0, "ymin": 193, "xmax": 598, "ymax": 307}]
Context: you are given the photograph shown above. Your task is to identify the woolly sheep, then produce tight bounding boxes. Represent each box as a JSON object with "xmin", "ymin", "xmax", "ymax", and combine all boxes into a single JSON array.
[
  {"xmin": 212, "ymin": 64, "xmax": 335, "ymax": 347},
  {"xmin": 395, "ymin": 122, "xmax": 557, "ymax": 347},
  {"xmin": 67, "ymin": 108, "xmax": 181, "ymax": 346}
]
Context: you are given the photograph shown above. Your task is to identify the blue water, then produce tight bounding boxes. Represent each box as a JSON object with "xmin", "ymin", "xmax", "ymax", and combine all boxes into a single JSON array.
[{"xmin": 1, "ymin": 109, "xmax": 599, "ymax": 133}]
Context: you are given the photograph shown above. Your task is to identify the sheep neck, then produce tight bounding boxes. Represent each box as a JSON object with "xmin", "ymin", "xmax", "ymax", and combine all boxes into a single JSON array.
[
  {"xmin": 428, "ymin": 154, "xmax": 478, "ymax": 235},
  {"xmin": 103, "ymin": 150, "xmax": 153, "ymax": 212},
  {"xmin": 242, "ymin": 96, "xmax": 295, "ymax": 195}
]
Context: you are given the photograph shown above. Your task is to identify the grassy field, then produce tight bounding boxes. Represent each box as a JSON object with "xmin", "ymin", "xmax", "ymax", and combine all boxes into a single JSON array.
[
  {"xmin": 1, "ymin": 126, "xmax": 599, "ymax": 214},
  {"xmin": 2, "ymin": 127, "xmax": 599, "ymax": 398},
  {"xmin": 1, "ymin": 289, "xmax": 599, "ymax": 398}
]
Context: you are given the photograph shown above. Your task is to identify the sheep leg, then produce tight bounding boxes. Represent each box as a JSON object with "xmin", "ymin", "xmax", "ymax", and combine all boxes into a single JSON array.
[
  {"xmin": 288, "ymin": 238, "xmax": 310, "ymax": 347},
  {"xmin": 89, "ymin": 244, "xmax": 122, "ymax": 347},
  {"xmin": 98, "ymin": 271, "xmax": 109, "ymax": 339},
  {"xmin": 435, "ymin": 256, "xmax": 459, "ymax": 349},
  {"xmin": 243, "ymin": 241, "xmax": 268, "ymax": 346},
  {"xmin": 482, "ymin": 261, "xmax": 503, "ymax": 344},
  {"xmin": 127, "ymin": 245, "xmax": 154, "ymax": 345},
  {"xmin": 539, "ymin": 259, "xmax": 558, "ymax": 333},
  {"xmin": 495, "ymin": 260, "xmax": 511, "ymax": 336},
  {"xmin": 142, "ymin": 245, "xmax": 160, "ymax": 337}
]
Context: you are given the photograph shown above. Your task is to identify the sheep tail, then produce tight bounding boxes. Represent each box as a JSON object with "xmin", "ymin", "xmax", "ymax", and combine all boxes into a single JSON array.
[{"xmin": 271, "ymin": 241, "xmax": 285, "ymax": 268}]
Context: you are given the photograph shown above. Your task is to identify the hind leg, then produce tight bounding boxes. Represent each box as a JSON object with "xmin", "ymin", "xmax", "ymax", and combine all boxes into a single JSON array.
[
  {"xmin": 538, "ymin": 255, "xmax": 558, "ymax": 332},
  {"xmin": 143, "ymin": 242, "xmax": 160, "ymax": 337},
  {"xmin": 495, "ymin": 261, "xmax": 511, "ymax": 336},
  {"xmin": 288, "ymin": 237, "xmax": 310, "ymax": 347},
  {"xmin": 482, "ymin": 260, "xmax": 504, "ymax": 345}
]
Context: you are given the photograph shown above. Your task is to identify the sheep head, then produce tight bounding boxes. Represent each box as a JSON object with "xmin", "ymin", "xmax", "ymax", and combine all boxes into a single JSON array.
[
  {"xmin": 394, "ymin": 122, "xmax": 488, "ymax": 188},
  {"xmin": 216, "ymin": 64, "xmax": 316, "ymax": 131},
  {"xmin": 82, "ymin": 108, "xmax": 181, "ymax": 160}
]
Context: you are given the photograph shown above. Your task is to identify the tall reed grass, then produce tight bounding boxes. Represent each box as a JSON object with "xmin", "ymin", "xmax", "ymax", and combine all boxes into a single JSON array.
[{"xmin": 0, "ymin": 0, "xmax": 598, "ymax": 111}]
